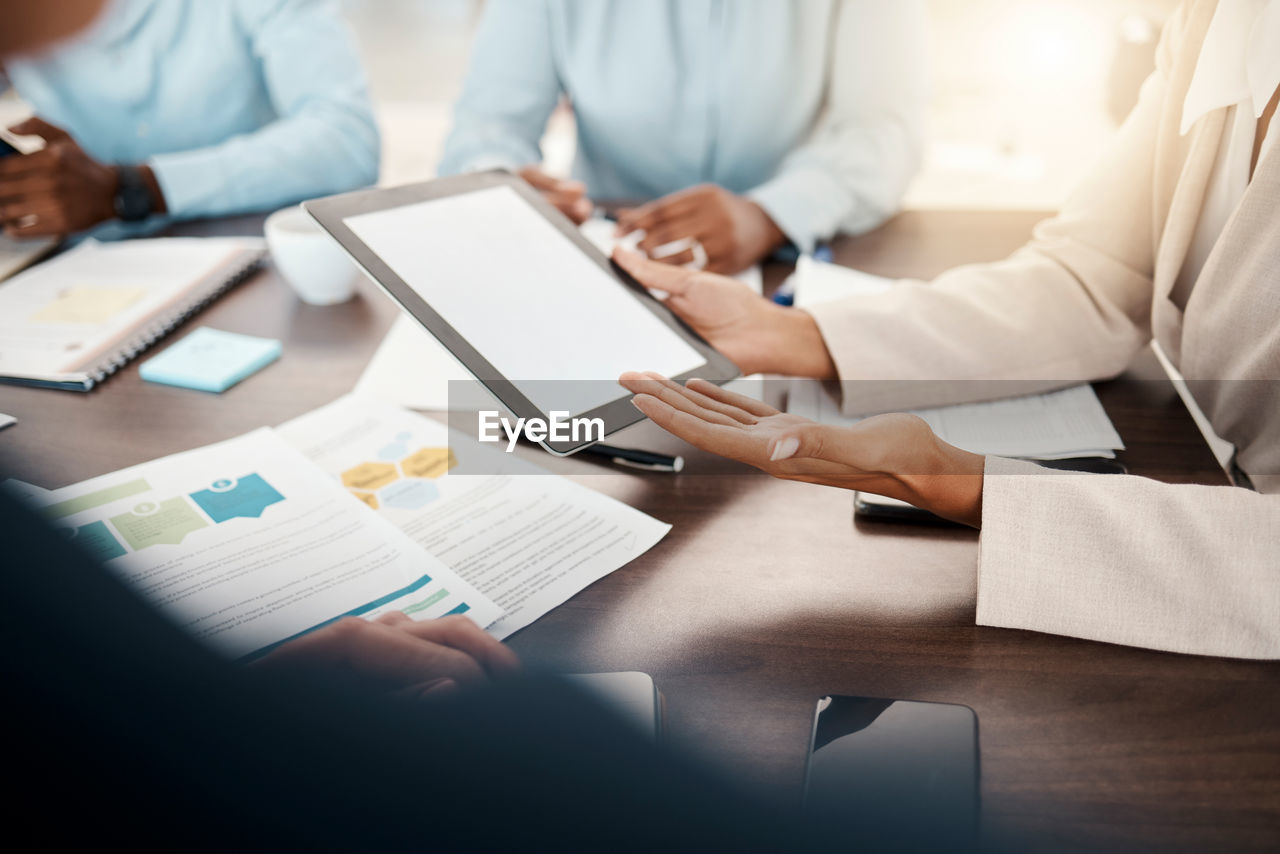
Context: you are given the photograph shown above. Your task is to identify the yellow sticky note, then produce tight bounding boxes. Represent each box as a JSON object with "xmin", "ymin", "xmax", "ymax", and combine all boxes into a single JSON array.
[{"xmin": 31, "ymin": 286, "xmax": 146, "ymax": 325}]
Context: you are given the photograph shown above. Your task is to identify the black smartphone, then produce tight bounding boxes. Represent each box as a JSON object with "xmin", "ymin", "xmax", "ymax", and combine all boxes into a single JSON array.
[
  {"xmin": 0, "ymin": 137, "xmax": 20, "ymax": 158},
  {"xmin": 855, "ymin": 456, "xmax": 1129, "ymax": 525},
  {"xmin": 805, "ymin": 695, "xmax": 980, "ymax": 851}
]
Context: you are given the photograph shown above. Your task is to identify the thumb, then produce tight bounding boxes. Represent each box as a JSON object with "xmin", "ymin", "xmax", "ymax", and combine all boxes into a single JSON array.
[
  {"xmin": 612, "ymin": 247, "xmax": 696, "ymax": 297},
  {"xmin": 769, "ymin": 414, "xmax": 934, "ymax": 471},
  {"xmin": 395, "ymin": 677, "xmax": 460, "ymax": 702},
  {"xmin": 768, "ymin": 423, "xmax": 863, "ymax": 466},
  {"xmin": 8, "ymin": 116, "xmax": 71, "ymax": 143}
]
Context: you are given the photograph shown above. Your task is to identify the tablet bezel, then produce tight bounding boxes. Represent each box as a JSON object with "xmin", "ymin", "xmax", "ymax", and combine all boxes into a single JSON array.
[{"xmin": 304, "ymin": 170, "xmax": 740, "ymax": 456}]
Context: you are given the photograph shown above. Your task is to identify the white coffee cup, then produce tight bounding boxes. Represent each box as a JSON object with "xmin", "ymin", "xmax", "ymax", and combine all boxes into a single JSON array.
[{"xmin": 264, "ymin": 205, "xmax": 360, "ymax": 305}]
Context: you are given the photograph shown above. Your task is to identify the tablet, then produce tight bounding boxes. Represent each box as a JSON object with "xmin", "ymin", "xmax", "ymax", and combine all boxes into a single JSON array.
[{"xmin": 304, "ymin": 171, "xmax": 739, "ymax": 455}]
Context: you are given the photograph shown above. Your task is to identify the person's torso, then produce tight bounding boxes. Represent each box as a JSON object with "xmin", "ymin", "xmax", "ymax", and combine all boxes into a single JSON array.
[
  {"xmin": 544, "ymin": 0, "xmax": 838, "ymax": 200},
  {"xmin": 4, "ymin": 0, "xmax": 276, "ymax": 165},
  {"xmin": 1148, "ymin": 0, "xmax": 1280, "ymax": 491}
]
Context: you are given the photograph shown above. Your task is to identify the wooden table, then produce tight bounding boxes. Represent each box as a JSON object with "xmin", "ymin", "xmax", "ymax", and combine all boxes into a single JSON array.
[{"xmin": 3, "ymin": 210, "xmax": 1277, "ymax": 852}]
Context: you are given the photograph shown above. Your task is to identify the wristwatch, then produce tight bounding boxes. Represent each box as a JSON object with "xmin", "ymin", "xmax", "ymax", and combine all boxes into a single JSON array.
[{"xmin": 113, "ymin": 164, "xmax": 156, "ymax": 222}]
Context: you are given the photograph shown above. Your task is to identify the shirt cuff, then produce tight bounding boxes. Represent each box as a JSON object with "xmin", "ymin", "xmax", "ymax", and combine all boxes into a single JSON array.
[
  {"xmin": 748, "ymin": 168, "xmax": 852, "ymax": 254},
  {"xmin": 975, "ymin": 456, "xmax": 1064, "ymax": 632},
  {"xmin": 148, "ymin": 150, "xmax": 217, "ymax": 220}
]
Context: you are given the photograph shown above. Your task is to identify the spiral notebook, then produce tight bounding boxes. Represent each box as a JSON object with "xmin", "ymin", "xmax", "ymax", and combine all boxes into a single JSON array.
[{"xmin": 0, "ymin": 237, "xmax": 265, "ymax": 391}]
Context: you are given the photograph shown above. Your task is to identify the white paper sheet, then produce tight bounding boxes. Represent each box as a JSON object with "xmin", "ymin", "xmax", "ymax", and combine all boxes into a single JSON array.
[
  {"xmin": 36, "ymin": 429, "xmax": 503, "ymax": 658},
  {"xmin": 353, "ymin": 314, "xmax": 473, "ymax": 411},
  {"xmin": 792, "ymin": 255, "xmax": 894, "ymax": 307},
  {"xmin": 277, "ymin": 396, "xmax": 672, "ymax": 639},
  {"xmin": 788, "ymin": 379, "xmax": 1124, "ymax": 460},
  {"xmin": 2, "ymin": 477, "xmax": 50, "ymax": 501}
]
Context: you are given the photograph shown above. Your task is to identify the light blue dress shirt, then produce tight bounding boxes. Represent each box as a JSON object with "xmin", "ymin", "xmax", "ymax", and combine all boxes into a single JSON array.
[
  {"xmin": 3, "ymin": 0, "xmax": 380, "ymax": 221},
  {"xmin": 439, "ymin": 0, "xmax": 929, "ymax": 252}
]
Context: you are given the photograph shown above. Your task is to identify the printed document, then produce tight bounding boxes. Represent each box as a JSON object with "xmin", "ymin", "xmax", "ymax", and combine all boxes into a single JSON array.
[
  {"xmin": 788, "ymin": 380, "xmax": 1124, "ymax": 460},
  {"xmin": 37, "ymin": 429, "xmax": 502, "ymax": 658},
  {"xmin": 278, "ymin": 396, "xmax": 671, "ymax": 638}
]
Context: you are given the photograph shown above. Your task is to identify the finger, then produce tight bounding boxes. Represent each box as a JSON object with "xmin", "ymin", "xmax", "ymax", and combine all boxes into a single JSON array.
[
  {"xmin": 542, "ymin": 188, "xmax": 585, "ymax": 206},
  {"xmin": 612, "ymin": 248, "xmax": 698, "ymax": 297},
  {"xmin": 3, "ymin": 201, "xmax": 64, "ymax": 237},
  {"xmin": 767, "ymin": 415, "xmax": 932, "ymax": 472},
  {"xmin": 620, "ymin": 372, "xmax": 743, "ymax": 427},
  {"xmin": 400, "ymin": 615, "xmax": 522, "ymax": 676},
  {"xmin": 520, "ymin": 166, "xmax": 585, "ymax": 196},
  {"xmin": 392, "ymin": 676, "xmax": 460, "ymax": 702},
  {"xmin": 686, "ymin": 378, "xmax": 779, "ymax": 417},
  {"xmin": 0, "ymin": 148, "xmax": 58, "ymax": 178},
  {"xmin": 616, "ymin": 189, "xmax": 708, "ymax": 235},
  {"xmin": 673, "ymin": 378, "xmax": 777, "ymax": 425},
  {"xmin": 330, "ymin": 617, "xmax": 488, "ymax": 688},
  {"xmin": 613, "ymin": 199, "xmax": 664, "ymax": 236},
  {"xmin": 569, "ymin": 196, "xmax": 592, "ymax": 224},
  {"xmin": 630, "ymin": 393, "xmax": 761, "ymax": 461},
  {"xmin": 542, "ymin": 190, "xmax": 591, "ymax": 224},
  {"xmin": 617, "ymin": 194, "xmax": 699, "ymax": 236},
  {"xmin": 373, "ymin": 610, "xmax": 413, "ymax": 626},
  {"xmin": 0, "ymin": 175, "xmax": 58, "ymax": 201},
  {"xmin": 650, "ymin": 247, "xmax": 696, "ymax": 267},
  {"xmin": 696, "ymin": 233, "xmax": 739, "ymax": 275},
  {"xmin": 8, "ymin": 117, "xmax": 71, "ymax": 144},
  {"xmin": 640, "ymin": 228, "xmax": 702, "ymax": 259}
]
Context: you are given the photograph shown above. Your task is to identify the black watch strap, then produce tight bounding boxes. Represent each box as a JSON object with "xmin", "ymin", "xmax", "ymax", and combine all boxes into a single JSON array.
[{"xmin": 113, "ymin": 165, "xmax": 156, "ymax": 222}]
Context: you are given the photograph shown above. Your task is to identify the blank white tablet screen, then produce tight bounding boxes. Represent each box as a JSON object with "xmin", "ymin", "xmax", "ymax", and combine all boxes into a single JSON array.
[{"xmin": 344, "ymin": 185, "xmax": 704, "ymax": 413}]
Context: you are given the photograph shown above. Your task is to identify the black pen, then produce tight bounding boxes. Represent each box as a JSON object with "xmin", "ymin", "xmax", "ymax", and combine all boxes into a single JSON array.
[{"xmin": 580, "ymin": 443, "xmax": 684, "ymax": 473}]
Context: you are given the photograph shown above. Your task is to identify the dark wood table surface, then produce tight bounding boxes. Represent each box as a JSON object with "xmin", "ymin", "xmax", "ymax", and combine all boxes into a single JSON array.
[{"xmin": 3, "ymin": 210, "xmax": 1277, "ymax": 852}]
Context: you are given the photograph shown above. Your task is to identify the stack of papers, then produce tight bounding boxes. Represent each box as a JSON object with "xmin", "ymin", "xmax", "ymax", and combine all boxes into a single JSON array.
[
  {"xmin": 788, "ymin": 380, "xmax": 1124, "ymax": 460},
  {"xmin": 31, "ymin": 396, "xmax": 671, "ymax": 657},
  {"xmin": 784, "ymin": 256, "xmax": 1124, "ymax": 460}
]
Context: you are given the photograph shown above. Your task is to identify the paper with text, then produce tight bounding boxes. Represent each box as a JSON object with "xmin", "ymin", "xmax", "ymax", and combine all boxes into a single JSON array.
[
  {"xmin": 37, "ymin": 429, "xmax": 502, "ymax": 658},
  {"xmin": 278, "ymin": 396, "xmax": 671, "ymax": 639}
]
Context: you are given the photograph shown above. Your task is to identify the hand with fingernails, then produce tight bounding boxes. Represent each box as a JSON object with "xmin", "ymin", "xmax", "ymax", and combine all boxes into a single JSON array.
[
  {"xmin": 253, "ymin": 612, "xmax": 521, "ymax": 701},
  {"xmin": 613, "ymin": 183, "xmax": 787, "ymax": 275},
  {"xmin": 612, "ymin": 247, "xmax": 837, "ymax": 379},
  {"xmin": 0, "ymin": 117, "xmax": 166, "ymax": 238},
  {"xmin": 618, "ymin": 372, "xmax": 987, "ymax": 527}
]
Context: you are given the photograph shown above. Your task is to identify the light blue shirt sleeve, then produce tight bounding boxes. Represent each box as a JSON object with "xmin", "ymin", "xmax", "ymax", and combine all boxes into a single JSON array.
[
  {"xmin": 437, "ymin": 0, "xmax": 562, "ymax": 176},
  {"xmin": 438, "ymin": 0, "xmax": 927, "ymax": 252},
  {"xmin": 747, "ymin": 0, "xmax": 930, "ymax": 252},
  {"xmin": 149, "ymin": 0, "xmax": 380, "ymax": 219}
]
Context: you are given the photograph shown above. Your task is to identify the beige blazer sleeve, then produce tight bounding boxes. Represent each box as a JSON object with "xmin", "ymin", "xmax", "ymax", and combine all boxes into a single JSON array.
[
  {"xmin": 805, "ymin": 6, "xmax": 1195, "ymax": 417},
  {"xmin": 979, "ymin": 458, "xmax": 1280, "ymax": 659}
]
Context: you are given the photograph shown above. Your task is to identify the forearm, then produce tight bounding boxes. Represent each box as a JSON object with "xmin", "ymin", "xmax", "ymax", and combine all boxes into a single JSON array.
[
  {"xmin": 436, "ymin": 0, "xmax": 559, "ymax": 177},
  {"xmin": 756, "ymin": 307, "xmax": 838, "ymax": 379},
  {"xmin": 149, "ymin": 108, "xmax": 378, "ymax": 219},
  {"xmin": 978, "ymin": 458, "xmax": 1280, "ymax": 658},
  {"xmin": 895, "ymin": 440, "xmax": 985, "ymax": 527}
]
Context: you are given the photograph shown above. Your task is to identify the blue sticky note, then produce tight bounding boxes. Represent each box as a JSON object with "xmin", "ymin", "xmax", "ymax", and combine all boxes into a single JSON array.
[{"xmin": 140, "ymin": 327, "xmax": 281, "ymax": 393}]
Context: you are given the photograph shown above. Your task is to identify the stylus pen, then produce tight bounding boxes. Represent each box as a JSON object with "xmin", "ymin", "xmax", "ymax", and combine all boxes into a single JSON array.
[{"xmin": 581, "ymin": 443, "xmax": 684, "ymax": 473}]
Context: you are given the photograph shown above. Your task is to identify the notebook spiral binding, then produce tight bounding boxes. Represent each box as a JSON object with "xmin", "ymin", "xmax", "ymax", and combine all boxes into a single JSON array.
[{"xmin": 80, "ymin": 250, "xmax": 267, "ymax": 391}]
